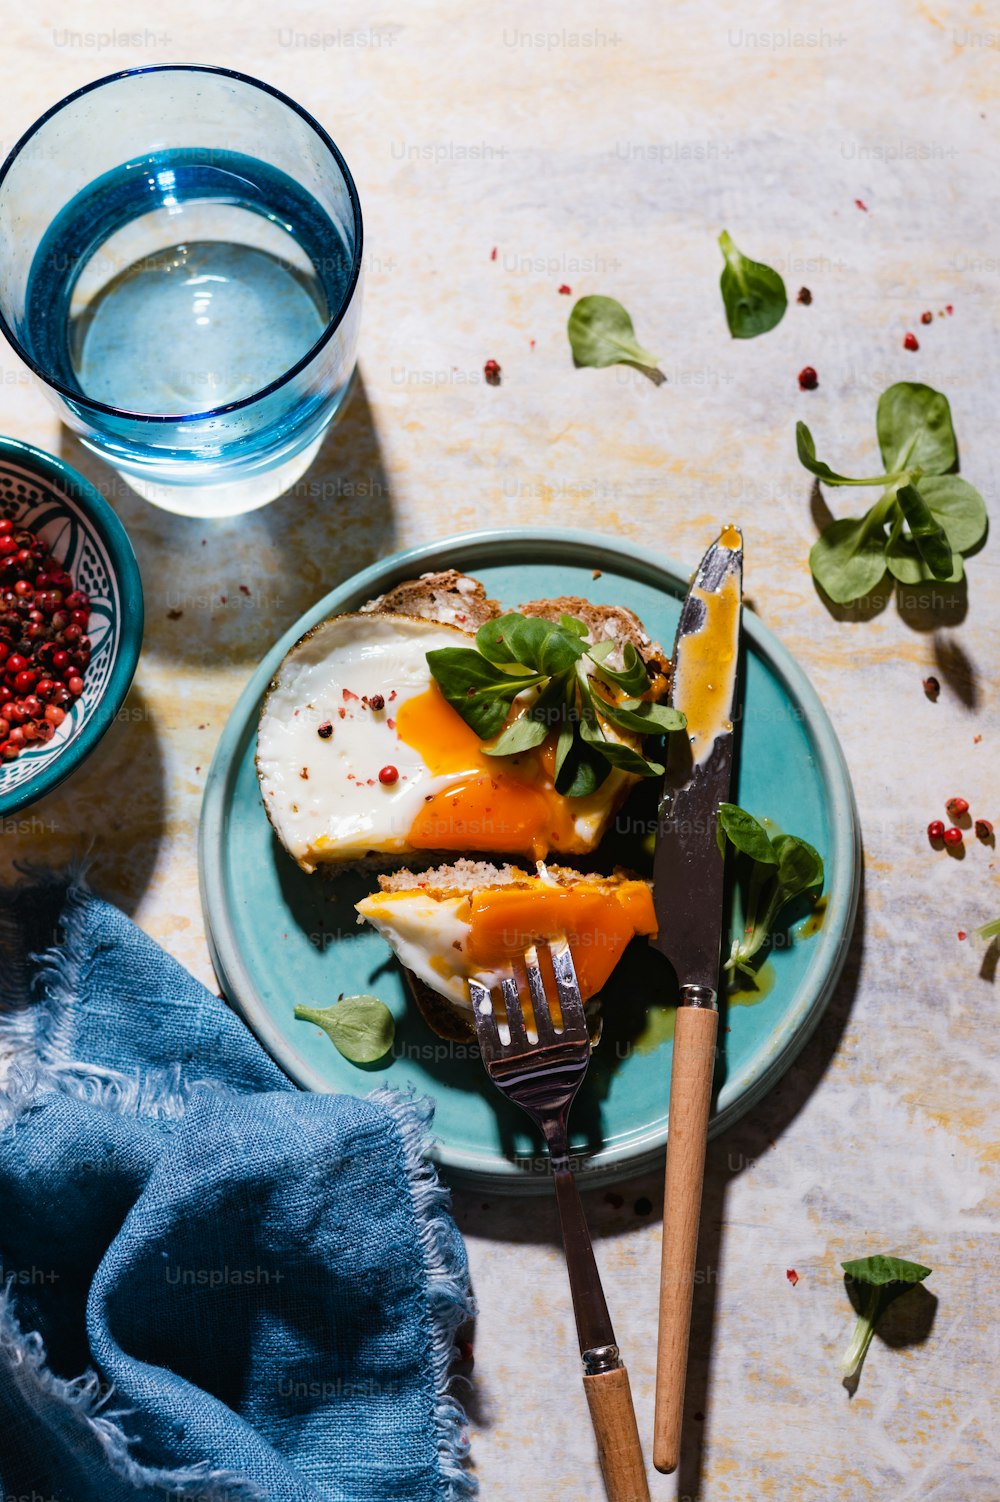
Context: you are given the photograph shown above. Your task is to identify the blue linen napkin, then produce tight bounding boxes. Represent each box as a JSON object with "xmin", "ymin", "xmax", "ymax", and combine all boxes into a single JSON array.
[{"xmin": 0, "ymin": 876, "xmax": 476, "ymax": 1502}]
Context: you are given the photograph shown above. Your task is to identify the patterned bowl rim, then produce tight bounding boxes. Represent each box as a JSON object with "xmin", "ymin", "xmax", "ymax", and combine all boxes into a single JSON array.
[{"xmin": 0, "ymin": 436, "xmax": 143, "ymax": 817}]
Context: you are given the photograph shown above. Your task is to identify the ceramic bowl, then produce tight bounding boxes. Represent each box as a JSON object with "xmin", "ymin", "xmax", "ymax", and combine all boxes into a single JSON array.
[{"xmin": 0, "ymin": 436, "xmax": 143, "ymax": 817}]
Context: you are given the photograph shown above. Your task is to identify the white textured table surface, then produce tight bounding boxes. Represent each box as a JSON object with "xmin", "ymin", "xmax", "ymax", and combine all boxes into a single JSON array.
[{"xmin": 2, "ymin": 2, "xmax": 999, "ymax": 1497}]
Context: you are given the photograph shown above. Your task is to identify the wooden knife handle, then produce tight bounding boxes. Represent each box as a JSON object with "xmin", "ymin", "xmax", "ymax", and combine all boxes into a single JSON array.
[
  {"xmin": 653, "ymin": 1004, "xmax": 718, "ymax": 1474},
  {"xmin": 583, "ymin": 1365, "xmax": 650, "ymax": 1502}
]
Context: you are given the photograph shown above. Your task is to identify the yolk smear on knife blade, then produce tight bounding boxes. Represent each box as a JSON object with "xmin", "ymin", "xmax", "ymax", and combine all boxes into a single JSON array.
[
  {"xmin": 466, "ymin": 882, "xmax": 657, "ymax": 1000},
  {"xmin": 676, "ymin": 550, "xmax": 741, "ymax": 766}
]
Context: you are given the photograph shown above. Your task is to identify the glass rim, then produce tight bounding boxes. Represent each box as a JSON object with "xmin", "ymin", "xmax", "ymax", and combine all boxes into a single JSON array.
[{"xmin": 0, "ymin": 63, "xmax": 364, "ymax": 424}]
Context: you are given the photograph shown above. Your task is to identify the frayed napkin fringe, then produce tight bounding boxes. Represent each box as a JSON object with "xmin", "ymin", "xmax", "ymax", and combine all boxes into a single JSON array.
[
  {"xmin": 0, "ymin": 874, "xmax": 234, "ymax": 1128},
  {"xmin": 371, "ymin": 1088, "xmax": 478, "ymax": 1500},
  {"xmin": 0, "ymin": 1284, "xmax": 264, "ymax": 1500}
]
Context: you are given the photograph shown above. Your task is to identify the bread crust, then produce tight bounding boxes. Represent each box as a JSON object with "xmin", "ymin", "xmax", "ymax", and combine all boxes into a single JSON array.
[
  {"xmin": 519, "ymin": 596, "xmax": 671, "ymax": 699},
  {"xmin": 361, "ymin": 569, "xmax": 502, "ymax": 630}
]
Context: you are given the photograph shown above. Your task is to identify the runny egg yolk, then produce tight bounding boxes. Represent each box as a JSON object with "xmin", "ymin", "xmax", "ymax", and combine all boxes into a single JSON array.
[
  {"xmin": 465, "ymin": 882, "xmax": 657, "ymax": 1001},
  {"xmin": 396, "ymin": 682, "xmax": 590, "ymax": 860}
]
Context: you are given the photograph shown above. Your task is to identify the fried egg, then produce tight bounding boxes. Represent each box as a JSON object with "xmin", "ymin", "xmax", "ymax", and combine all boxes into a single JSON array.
[
  {"xmin": 256, "ymin": 612, "xmax": 640, "ymax": 872},
  {"xmin": 356, "ymin": 864, "xmax": 658, "ymax": 1012}
]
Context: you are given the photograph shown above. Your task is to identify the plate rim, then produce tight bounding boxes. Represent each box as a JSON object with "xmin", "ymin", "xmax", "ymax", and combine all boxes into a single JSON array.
[{"xmin": 199, "ymin": 527, "xmax": 860, "ymax": 1189}]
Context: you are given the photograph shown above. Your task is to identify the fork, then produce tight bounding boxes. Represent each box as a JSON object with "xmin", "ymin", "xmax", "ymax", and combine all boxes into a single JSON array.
[{"xmin": 468, "ymin": 938, "xmax": 650, "ymax": 1502}]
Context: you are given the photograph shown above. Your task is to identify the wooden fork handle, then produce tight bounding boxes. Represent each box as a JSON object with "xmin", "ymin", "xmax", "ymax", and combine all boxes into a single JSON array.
[
  {"xmin": 583, "ymin": 1366, "xmax": 650, "ymax": 1502},
  {"xmin": 653, "ymin": 1003, "xmax": 718, "ymax": 1474},
  {"xmin": 549, "ymin": 1167, "xmax": 649, "ymax": 1499}
]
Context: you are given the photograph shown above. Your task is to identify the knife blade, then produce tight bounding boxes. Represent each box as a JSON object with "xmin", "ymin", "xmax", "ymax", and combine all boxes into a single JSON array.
[
  {"xmin": 651, "ymin": 526, "xmax": 743, "ymax": 1476},
  {"xmin": 650, "ymin": 526, "xmax": 743, "ymax": 994}
]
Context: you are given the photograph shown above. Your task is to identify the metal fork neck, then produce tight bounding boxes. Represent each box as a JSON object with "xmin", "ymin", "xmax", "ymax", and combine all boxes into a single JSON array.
[
  {"xmin": 540, "ymin": 1113, "xmax": 571, "ymax": 1170},
  {"xmin": 551, "ymin": 1165, "xmax": 617, "ymax": 1363}
]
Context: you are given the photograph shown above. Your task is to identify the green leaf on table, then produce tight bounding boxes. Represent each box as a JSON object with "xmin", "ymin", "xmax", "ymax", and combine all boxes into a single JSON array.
[
  {"xmin": 294, "ymin": 996, "xmax": 395, "ymax": 1065},
  {"xmin": 876, "ymin": 382, "xmax": 957, "ymax": 474},
  {"xmin": 919, "ymin": 474, "xmax": 988, "ymax": 553},
  {"xmin": 567, "ymin": 295, "xmax": 659, "ymax": 371},
  {"xmin": 842, "ymin": 1255, "xmax": 933, "ymax": 1287},
  {"xmin": 839, "ymin": 1254, "xmax": 933, "ymax": 1387},
  {"xmin": 885, "ymin": 537, "xmax": 963, "ymax": 586},
  {"xmin": 718, "ymin": 230, "xmax": 787, "ymax": 338},
  {"xmin": 895, "ymin": 482, "xmax": 956, "ymax": 579},
  {"xmin": 795, "ymin": 381, "xmax": 986, "ymax": 611},
  {"xmin": 796, "ymin": 422, "xmax": 894, "ymax": 487},
  {"xmin": 809, "ymin": 518, "xmax": 889, "ymax": 604}
]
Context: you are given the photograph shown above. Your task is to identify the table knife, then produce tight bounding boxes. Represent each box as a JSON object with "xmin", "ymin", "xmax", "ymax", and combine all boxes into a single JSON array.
[{"xmin": 650, "ymin": 526, "xmax": 743, "ymax": 1474}]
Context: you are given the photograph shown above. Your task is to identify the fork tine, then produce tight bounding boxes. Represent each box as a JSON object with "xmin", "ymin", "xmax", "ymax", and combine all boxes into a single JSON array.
[
  {"xmin": 546, "ymin": 936, "xmax": 590, "ymax": 1039},
  {"xmin": 499, "ymin": 973, "xmax": 530, "ymax": 1050},
  {"xmin": 523, "ymin": 945, "xmax": 558, "ymax": 1041},
  {"xmin": 467, "ymin": 977, "xmax": 502, "ymax": 1062}
]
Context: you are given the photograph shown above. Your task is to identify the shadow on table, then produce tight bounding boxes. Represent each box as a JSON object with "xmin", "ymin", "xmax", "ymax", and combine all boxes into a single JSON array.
[
  {"xmin": 57, "ymin": 370, "xmax": 396, "ymax": 668},
  {"xmin": 450, "ymin": 877, "xmax": 866, "ymax": 1487},
  {"xmin": 1, "ymin": 680, "xmax": 166, "ymax": 921}
]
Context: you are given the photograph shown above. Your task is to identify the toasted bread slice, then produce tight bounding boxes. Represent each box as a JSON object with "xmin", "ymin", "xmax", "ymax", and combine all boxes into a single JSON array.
[{"xmin": 258, "ymin": 574, "xmax": 671, "ymax": 876}]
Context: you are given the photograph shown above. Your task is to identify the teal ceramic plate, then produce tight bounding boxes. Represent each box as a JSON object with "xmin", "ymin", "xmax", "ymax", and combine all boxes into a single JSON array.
[{"xmin": 200, "ymin": 530, "xmax": 860, "ymax": 1192}]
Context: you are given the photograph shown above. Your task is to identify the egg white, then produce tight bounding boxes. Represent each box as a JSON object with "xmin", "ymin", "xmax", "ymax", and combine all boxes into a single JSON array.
[
  {"xmin": 256, "ymin": 613, "xmax": 480, "ymax": 871},
  {"xmin": 355, "ymin": 890, "xmax": 480, "ymax": 1009}
]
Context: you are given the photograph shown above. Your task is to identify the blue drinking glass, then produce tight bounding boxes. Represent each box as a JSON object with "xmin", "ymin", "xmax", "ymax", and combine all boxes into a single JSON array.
[{"xmin": 0, "ymin": 66, "xmax": 363, "ymax": 516}]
